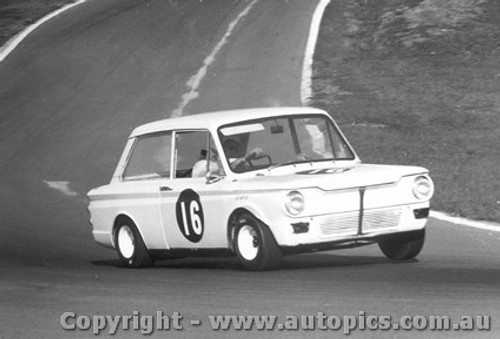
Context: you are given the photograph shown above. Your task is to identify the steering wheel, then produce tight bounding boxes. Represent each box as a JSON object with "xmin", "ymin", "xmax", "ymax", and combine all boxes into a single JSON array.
[
  {"xmin": 260, "ymin": 154, "xmax": 272, "ymax": 165},
  {"xmin": 233, "ymin": 154, "xmax": 272, "ymax": 171},
  {"xmin": 232, "ymin": 156, "xmax": 253, "ymax": 171}
]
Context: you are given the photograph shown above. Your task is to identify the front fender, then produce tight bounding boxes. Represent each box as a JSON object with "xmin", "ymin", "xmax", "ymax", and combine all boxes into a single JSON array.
[{"xmin": 234, "ymin": 203, "xmax": 273, "ymax": 227}]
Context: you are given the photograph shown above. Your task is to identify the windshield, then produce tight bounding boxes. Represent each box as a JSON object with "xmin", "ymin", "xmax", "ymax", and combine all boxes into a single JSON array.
[{"xmin": 218, "ymin": 114, "xmax": 355, "ymax": 173}]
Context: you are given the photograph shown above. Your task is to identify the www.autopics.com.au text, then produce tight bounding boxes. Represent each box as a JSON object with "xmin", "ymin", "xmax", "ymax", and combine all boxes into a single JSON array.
[{"xmin": 60, "ymin": 310, "xmax": 491, "ymax": 335}]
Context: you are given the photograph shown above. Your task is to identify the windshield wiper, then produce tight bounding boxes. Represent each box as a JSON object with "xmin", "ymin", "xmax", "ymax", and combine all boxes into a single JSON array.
[
  {"xmin": 267, "ymin": 157, "xmax": 338, "ymax": 172},
  {"xmin": 267, "ymin": 153, "xmax": 317, "ymax": 171},
  {"xmin": 267, "ymin": 161, "xmax": 302, "ymax": 172}
]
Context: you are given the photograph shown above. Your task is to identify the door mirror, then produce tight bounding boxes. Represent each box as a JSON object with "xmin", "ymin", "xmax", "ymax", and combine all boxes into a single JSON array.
[{"xmin": 206, "ymin": 171, "xmax": 223, "ymax": 184}]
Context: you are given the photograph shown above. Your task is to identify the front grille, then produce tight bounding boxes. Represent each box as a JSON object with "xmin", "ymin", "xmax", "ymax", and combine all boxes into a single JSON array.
[
  {"xmin": 318, "ymin": 212, "xmax": 359, "ymax": 236},
  {"xmin": 318, "ymin": 208, "xmax": 402, "ymax": 237},
  {"xmin": 363, "ymin": 209, "xmax": 402, "ymax": 231}
]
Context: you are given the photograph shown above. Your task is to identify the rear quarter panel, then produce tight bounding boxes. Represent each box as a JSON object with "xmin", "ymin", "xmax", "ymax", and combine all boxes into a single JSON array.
[{"xmin": 88, "ymin": 182, "xmax": 167, "ymax": 250}]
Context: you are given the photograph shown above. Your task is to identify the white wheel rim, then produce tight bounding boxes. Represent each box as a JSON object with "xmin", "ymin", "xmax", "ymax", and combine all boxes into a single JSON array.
[
  {"xmin": 237, "ymin": 225, "xmax": 259, "ymax": 261},
  {"xmin": 118, "ymin": 226, "xmax": 135, "ymax": 259}
]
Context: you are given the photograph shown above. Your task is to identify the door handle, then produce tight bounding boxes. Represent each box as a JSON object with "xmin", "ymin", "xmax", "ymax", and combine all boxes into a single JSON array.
[{"xmin": 159, "ymin": 186, "xmax": 172, "ymax": 192}]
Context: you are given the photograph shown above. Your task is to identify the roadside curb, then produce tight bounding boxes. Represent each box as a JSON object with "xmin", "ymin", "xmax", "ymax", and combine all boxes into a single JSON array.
[
  {"xmin": 0, "ymin": 0, "xmax": 87, "ymax": 63},
  {"xmin": 430, "ymin": 211, "xmax": 500, "ymax": 232},
  {"xmin": 301, "ymin": 0, "xmax": 331, "ymax": 104}
]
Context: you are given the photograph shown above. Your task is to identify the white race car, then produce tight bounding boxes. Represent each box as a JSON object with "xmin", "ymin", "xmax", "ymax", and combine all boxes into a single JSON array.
[{"xmin": 87, "ymin": 107, "xmax": 434, "ymax": 270}]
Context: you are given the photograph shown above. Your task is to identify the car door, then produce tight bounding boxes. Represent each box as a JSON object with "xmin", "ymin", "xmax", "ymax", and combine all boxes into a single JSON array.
[{"xmin": 159, "ymin": 130, "xmax": 231, "ymax": 249}]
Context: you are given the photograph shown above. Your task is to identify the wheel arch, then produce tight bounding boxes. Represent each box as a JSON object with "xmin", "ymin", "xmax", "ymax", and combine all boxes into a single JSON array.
[
  {"xmin": 112, "ymin": 213, "xmax": 148, "ymax": 250},
  {"xmin": 226, "ymin": 206, "xmax": 274, "ymax": 253}
]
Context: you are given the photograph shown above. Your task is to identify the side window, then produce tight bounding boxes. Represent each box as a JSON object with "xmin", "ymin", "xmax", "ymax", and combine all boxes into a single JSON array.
[
  {"xmin": 175, "ymin": 131, "xmax": 209, "ymax": 178},
  {"xmin": 174, "ymin": 131, "xmax": 224, "ymax": 178},
  {"xmin": 122, "ymin": 132, "xmax": 172, "ymax": 180},
  {"xmin": 327, "ymin": 124, "xmax": 354, "ymax": 159}
]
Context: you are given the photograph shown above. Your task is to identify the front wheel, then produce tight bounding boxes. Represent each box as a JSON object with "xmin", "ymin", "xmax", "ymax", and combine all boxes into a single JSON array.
[
  {"xmin": 234, "ymin": 214, "xmax": 281, "ymax": 270},
  {"xmin": 378, "ymin": 229, "xmax": 425, "ymax": 260},
  {"xmin": 116, "ymin": 220, "xmax": 153, "ymax": 268}
]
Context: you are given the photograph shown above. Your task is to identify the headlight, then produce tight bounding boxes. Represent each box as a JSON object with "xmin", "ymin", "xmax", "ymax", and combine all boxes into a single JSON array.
[
  {"xmin": 285, "ymin": 191, "xmax": 305, "ymax": 216},
  {"xmin": 412, "ymin": 176, "xmax": 434, "ymax": 200}
]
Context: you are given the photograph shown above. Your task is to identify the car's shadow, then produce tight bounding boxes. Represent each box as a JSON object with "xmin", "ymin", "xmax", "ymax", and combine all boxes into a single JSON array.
[{"xmin": 91, "ymin": 253, "xmax": 417, "ymax": 271}]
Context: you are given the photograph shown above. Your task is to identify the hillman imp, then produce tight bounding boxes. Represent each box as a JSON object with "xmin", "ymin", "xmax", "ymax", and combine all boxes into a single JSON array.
[{"xmin": 87, "ymin": 107, "xmax": 434, "ymax": 270}]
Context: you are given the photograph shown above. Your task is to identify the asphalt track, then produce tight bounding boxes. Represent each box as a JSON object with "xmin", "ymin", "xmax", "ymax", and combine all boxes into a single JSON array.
[{"xmin": 0, "ymin": 1, "xmax": 499, "ymax": 338}]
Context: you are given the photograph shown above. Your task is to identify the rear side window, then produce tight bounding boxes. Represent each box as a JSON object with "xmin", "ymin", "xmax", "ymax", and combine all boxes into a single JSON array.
[{"xmin": 122, "ymin": 132, "xmax": 172, "ymax": 180}]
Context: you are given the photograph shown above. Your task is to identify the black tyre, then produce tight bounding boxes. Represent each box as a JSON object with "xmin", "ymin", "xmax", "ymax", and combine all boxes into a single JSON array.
[
  {"xmin": 379, "ymin": 229, "xmax": 426, "ymax": 260},
  {"xmin": 234, "ymin": 214, "xmax": 281, "ymax": 270},
  {"xmin": 115, "ymin": 220, "xmax": 153, "ymax": 268}
]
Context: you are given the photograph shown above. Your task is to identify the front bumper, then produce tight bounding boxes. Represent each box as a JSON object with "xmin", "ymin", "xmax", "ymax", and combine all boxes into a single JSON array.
[
  {"xmin": 270, "ymin": 202, "xmax": 430, "ymax": 247},
  {"xmin": 280, "ymin": 229, "xmax": 426, "ymax": 255}
]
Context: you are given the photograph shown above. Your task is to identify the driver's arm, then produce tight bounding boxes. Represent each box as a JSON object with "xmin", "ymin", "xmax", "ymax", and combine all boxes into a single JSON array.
[{"xmin": 230, "ymin": 148, "xmax": 264, "ymax": 170}]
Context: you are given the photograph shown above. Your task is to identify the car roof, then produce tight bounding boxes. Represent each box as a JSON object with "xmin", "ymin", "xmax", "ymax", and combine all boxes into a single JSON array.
[{"xmin": 130, "ymin": 106, "xmax": 328, "ymax": 137}]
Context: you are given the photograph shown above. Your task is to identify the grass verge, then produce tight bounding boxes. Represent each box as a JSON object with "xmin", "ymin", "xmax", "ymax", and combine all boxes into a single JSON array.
[
  {"xmin": 312, "ymin": 0, "xmax": 500, "ymax": 222},
  {"xmin": 0, "ymin": 0, "xmax": 76, "ymax": 46}
]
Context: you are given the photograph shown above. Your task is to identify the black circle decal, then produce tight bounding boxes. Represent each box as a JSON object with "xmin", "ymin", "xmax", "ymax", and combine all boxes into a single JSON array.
[{"xmin": 176, "ymin": 189, "xmax": 204, "ymax": 243}]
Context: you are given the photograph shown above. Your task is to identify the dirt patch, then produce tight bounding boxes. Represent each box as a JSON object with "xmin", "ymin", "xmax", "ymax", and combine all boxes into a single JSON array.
[{"xmin": 312, "ymin": 0, "xmax": 500, "ymax": 222}]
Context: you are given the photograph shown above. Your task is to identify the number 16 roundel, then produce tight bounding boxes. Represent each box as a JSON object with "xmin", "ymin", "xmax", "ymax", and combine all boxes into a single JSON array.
[{"xmin": 175, "ymin": 189, "xmax": 204, "ymax": 243}]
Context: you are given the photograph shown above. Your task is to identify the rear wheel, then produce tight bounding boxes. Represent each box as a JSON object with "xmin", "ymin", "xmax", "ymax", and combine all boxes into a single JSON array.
[
  {"xmin": 234, "ymin": 214, "xmax": 281, "ymax": 270},
  {"xmin": 116, "ymin": 220, "xmax": 153, "ymax": 268},
  {"xmin": 379, "ymin": 229, "xmax": 425, "ymax": 260}
]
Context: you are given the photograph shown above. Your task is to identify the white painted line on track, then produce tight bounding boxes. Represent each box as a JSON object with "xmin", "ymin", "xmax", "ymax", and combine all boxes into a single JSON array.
[
  {"xmin": 171, "ymin": 0, "xmax": 260, "ymax": 118},
  {"xmin": 430, "ymin": 211, "xmax": 500, "ymax": 232},
  {"xmin": 301, "ymin": 0, "xmax": 331, "ymax": 105},
  {"xmin": 44, "ymin": 181, "xmax": 78, "ymax": 196},
  {"xmin": 0, "ymin": 0, "xmax": 87, "ymax": 63}
]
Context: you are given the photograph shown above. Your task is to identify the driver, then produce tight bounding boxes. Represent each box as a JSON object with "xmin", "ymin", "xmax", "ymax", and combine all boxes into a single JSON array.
[
  {"xmin": 223, "ymin": 139, "xmax": 265, "ymax": 171},
  {"xmin": 192, "ymin": 148, "xmax": 220, "ymax": 177}
]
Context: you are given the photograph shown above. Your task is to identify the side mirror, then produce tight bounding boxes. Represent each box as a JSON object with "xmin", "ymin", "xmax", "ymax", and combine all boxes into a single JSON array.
[
  {"xmin": 270, "ymin": 125, "xmax": 284, "ymax": 134},
  {"xmin": 206, "ymin": 171, "xmax": 223, "ymax": 184}
]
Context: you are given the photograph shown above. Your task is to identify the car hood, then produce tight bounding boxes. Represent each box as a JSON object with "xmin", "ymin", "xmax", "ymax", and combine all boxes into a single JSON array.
[{"xmin": 233, "ymin": 163, "xmax": 428, "ymax": 191}]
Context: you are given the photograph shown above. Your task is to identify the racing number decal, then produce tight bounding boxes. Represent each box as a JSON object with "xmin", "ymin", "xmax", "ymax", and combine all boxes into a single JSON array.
[{"xmin": 175, "ymin": 189, "xmax": 204, "ymax": 243}]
